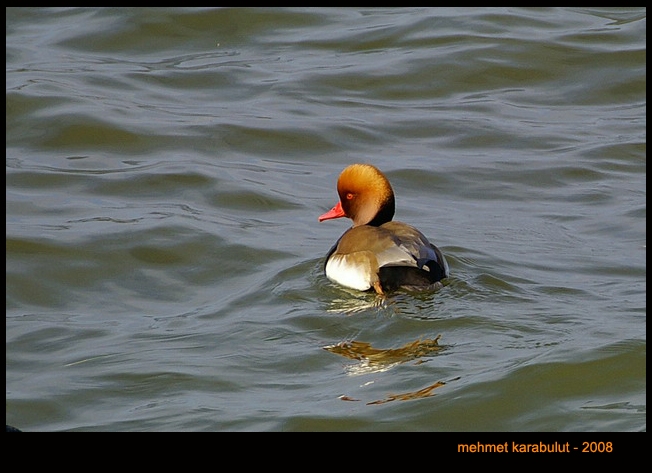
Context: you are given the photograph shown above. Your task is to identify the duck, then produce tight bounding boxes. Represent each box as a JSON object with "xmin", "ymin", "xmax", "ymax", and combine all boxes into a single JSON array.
[{"xmin": 318, "ymin": 163, "xmax": 449, "ymax": 294}]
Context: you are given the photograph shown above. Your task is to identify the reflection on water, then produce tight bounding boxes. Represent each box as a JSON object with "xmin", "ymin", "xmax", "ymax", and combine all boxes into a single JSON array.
[
  {"xmin": 324, "ymin": 334, "xmax": 444, "ymax": 375},
  {"xmin": 366, "ymin": 380, "xmax": 447, "ymax": 405},
  {"xmin": 324, "ymin": 283, "xmax": 449, "ymax": 315},
  {"xmin": 326, "ymin": 335, "xmax": 449, "ymax": 405},
  {"xmin": 325, "ymin": 294, "xmax": 387, "ymax": 314},
  {"xmin": 339, "ymin": 380, "xmax": 448, "ymax": 405}
]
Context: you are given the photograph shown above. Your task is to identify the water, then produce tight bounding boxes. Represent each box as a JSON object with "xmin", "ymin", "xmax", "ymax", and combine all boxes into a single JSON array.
[{"xmin": 6, "ymin": 7, "xmax": 646, "ymax": 432}]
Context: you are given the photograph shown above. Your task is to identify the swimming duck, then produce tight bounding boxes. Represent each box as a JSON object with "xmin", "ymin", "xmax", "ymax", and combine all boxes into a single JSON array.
[{"xmin": 319, "ymin": 163, "xmax": 449, "ymax": 294}]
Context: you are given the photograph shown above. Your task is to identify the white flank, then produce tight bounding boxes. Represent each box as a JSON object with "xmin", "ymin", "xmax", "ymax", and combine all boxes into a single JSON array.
[{"xmin": 325, "ymin": 256, "xmax": 372, "ymax": 291}]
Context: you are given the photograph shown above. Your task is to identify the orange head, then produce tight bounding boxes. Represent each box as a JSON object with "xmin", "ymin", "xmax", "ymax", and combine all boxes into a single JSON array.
[{"xmin": 319, "ymin": 163, "xmax": 395, "ymax": 227}]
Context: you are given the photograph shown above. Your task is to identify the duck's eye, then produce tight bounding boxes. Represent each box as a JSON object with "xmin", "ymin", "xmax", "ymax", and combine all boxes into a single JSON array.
[{"xmin": 346, "ymin": 192, "xmax": 354, "ymax": 200}]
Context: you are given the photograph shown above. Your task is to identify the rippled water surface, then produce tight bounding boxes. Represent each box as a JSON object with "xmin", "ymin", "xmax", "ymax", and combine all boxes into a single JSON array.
[{"xmin": 6, "ymin": 7, "xmax": 646, "ymax": 432}]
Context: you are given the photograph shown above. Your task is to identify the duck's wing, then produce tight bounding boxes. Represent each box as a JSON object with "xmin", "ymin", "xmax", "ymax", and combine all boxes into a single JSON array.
[{"xmin": 378, "ymin": 222, "xmax": 449, "ymax": 287}]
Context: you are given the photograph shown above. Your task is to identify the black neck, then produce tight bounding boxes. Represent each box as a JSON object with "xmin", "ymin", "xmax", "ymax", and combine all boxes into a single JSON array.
[{"xmin": 368, "ymin": 196, "xmax": 395, "ymax": 226}]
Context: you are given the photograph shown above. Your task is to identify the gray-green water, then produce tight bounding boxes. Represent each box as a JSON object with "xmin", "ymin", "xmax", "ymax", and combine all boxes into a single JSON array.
[{"xmin": 6, "ymin": 7, "xmax": 646, "ymax": 432}]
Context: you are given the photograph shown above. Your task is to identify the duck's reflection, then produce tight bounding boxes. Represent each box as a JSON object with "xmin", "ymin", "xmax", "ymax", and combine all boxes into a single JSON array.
[
  {"xmin": 324, "ymin": 336, "xmax": 449, "ymax": 405},
  {"xmin": 366, "ymin": 380, "xmax": 446, "ymax": 405},
  {"xmin": 324, "ymin": 335, "xmax": 444, "ymax": 375},
  {"xmin": 324, "ymin": 294, "xmax": 387, "ymax": 315}
]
